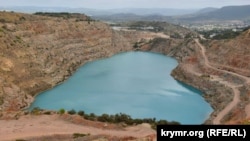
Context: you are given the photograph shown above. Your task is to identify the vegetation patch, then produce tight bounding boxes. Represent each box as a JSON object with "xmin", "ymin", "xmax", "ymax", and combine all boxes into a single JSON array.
[
  {"xmin": 58, "ymin": 108, "xmax": 65, "ymax": 115},
  {"xmin": 67, "ymin": 109, "xmax": 76, "ymax": 115},
  {"xmin": 43, "ymin": 111, "xmax": 51, "ymax": 115},
  {"xmin": 77, "ymin": 110, "xmax": 85, "ymax": 116},
  {"xmin": 198, "ymin": 28, "xmax": 247, "ymax": 39},
  {"xmin": 30, "ymin": 107, "xmax": 42, "ymax": 115},
  {"xmin": 66, "ymin": 110, "xmax": 180, "ymax": 129},
  {"xmin": 0, "ymin": 28, "xmax": 4, "ymax": 32},
  {"xmin": 31, "ymin": 107, "xmax": 180, "ymax": 129},
  {"xmin": 34, "ymin": 12, "xmax": 92, "ymax": 21},
  {"xmin": 72, "ymin": 133, "xmax": 90, "ymax": 139}
]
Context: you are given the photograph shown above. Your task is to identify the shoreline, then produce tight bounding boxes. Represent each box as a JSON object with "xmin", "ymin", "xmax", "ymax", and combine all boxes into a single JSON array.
[
  {"xmin": 0, "ymin": 39, "xmax": 247, "ymax": 141},
  {"xmin": 1, "ymin": 36, "xmax": 246, "ymax": 141},
  {"xmin": 21, "ymin": 51, "xmax": 123, "ymax": 112},
  {"xmin": 23, "ymin": 50, "xmax": 213, "ymax": 125}
]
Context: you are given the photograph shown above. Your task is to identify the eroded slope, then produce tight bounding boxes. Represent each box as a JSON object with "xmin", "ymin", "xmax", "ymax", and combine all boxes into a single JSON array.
[{"xmin": 0, "ymin": 12, "xmax": 133, "ymax": 112}]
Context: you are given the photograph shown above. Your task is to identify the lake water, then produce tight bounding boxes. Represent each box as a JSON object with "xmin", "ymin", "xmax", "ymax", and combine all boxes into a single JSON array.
[{"xmin": 29, "ymin": 51, "xmax": 213, "ymax": 124}]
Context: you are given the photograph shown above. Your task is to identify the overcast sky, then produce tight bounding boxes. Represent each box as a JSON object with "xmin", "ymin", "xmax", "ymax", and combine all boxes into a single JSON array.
[{"xmin": 1, "ymin": 0, "xmax": 250, "ymax": 9}]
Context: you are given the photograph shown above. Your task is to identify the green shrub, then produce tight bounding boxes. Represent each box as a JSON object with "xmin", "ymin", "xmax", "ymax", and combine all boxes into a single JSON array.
[
  {"xmin": 76, "ymin": 110, "xmax": 180, "ymax": 130},
  {"xmin": 58, "ymin": 108, "xmax": 65, "ymax": 115},
  {"xmin": 84, "ymin": 113, "xmax": 96, "ymax": 121},
  {"xmin": 43, "ymin": 111, "xmax": 51, "ymax": 115},
  {"xmin": 78, "ymin": 110, "xmax": 85, "ymax": 116},
  {"xmin": 31, "ymin": 107, "xmax": 42, "ymax": 115},
  {"xmin": 72, "ymin": 133, "xmax": 90, "ymax": 139},
  {"xmin": 68, "ymin": 109, "xmax": 76, "ymax": 115},
  {"xmin": 97, "ymin": 113, "xmax": 110, "ymax": 122}
]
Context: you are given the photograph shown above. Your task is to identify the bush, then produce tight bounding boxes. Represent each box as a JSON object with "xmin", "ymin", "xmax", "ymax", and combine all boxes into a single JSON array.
[
  {"xmin": 31, "ymin": 107, "xmax": 42, "ymax": 115},
  {"xmin": 84, "ymin": 113, "xmax": 96, "ymax": 121},
  {"xmin": 97, "ymin": 113, "xmax": 110, "ymax": 122},
  {"xmin": 74, "ymin": 110, "xmax": 180, "ymax": 130},
  {"xmin": 68, "ymin": 109, "xmax": 76, "ymax": 115},
  {"xmin": 114, "ymin": 113, "xmax": 132, "ymax": 124},
  {"xmin": 78, "ymin": 110, "xmax": 85, "ymax": 116},
  {"xmin": 58, "ymin": 108, "xmax": 65, "ymax": 115},
  {"xmin": 72, "ymin": 133, "xmax": 89, "ymax": 139},
  {"xmin": 43, "ymin": 111, "xmax": 51, "ymax": 115}
]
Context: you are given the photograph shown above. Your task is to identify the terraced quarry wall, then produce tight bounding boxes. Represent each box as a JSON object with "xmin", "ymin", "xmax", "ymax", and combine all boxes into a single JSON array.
[
  {"xmin": 1, "ymin": 12, "xmax": 250, "ymax": 125},
  {"xmin": 0, "ymin": 12, "xmax": 135, "ymax": 112},
  {"xmin": 0, "ymin": 12, "xmax": 184, "ymax": 114}
]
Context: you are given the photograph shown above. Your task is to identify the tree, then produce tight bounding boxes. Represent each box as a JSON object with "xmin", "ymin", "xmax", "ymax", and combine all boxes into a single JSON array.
[{"xmin": 97, "ymin": 113, "xmax": 110, "ymax": 122}]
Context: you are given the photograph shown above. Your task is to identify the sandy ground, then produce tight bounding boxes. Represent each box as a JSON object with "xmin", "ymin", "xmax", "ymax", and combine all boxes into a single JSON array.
[{"xmin": 0, "ymin": 114, "xmax": 156, "ymax": 141}]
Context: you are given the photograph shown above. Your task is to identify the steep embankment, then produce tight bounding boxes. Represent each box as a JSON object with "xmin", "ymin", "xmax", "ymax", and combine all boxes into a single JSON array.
[
  {"xmin": 172, "ymin": 31, "xmax": 250, "ymax": 124},
  {"xmin": 204, "ymin": 30, "xmax": 250, "ymax": 123},
  {"xmin": 0, "ymin": 12, "xmax": 188, "ymax": 112},
  {"xmin": 145, "ymin": 38, "xmax": 235, "ymax": 124},
  {"xmin": 0, "ymin": 12, "xmax": 187, "ymax": 141},
  {"xmin": 0, "ymin": 12, "xmax": 193, "ymax": 114},
  {"xmin": 141, "ymin": 29, "xmax": 250, "ymax": 124},
  {"xmin": 0, "ymin": 12, "xmax": 135, "ymax": 112},
  {"xmin": 206, "ymin": 29, "xmax": 250, "ymax": 76}
]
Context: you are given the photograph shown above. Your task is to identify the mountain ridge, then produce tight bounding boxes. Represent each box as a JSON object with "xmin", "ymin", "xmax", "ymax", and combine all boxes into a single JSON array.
[{"xmin": 182, "ymin": 5, "xmax": 250, "ymax": 21}]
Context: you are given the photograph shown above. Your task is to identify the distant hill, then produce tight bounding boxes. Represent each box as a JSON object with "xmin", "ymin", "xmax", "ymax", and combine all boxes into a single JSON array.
[
  {"xmin": 104, "ymin": 8, "xmax": 197, "ymax": 16},
  {"xmin": 0, "ymin": 6, "xmax": 197, "ymax": 16},
  {"xmin": 179, "ymin": 5, "xmax": 250, "ymax": 22},
  {"xmin": 95, "ymin": 5, "xmax": 250, "ymax": 24},
  {"xmin": 195, "ymin": 7, "xmax": 218, "ymax": 14},
  {"xmin": 1, "ymin": 5, "xmax": 250, "ymax": 24},
  {"xmin": 94, "ymin": 13, "xmax": 173, "ymax": 22},
  {"xmin": 208, "ymin": 5, "xmax": 250, "ymax": 20}
]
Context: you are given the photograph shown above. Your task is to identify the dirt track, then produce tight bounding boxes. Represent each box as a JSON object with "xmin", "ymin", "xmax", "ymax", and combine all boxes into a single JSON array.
[{"xmin": 195, "ymin": 39, "xmax": 250, "ymax": 124}]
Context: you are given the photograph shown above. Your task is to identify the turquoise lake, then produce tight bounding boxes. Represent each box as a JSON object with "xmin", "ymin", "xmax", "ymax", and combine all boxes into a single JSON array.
[{"xmin": 29, "ymin": 51, "xmax": 213, "ymax": 124}]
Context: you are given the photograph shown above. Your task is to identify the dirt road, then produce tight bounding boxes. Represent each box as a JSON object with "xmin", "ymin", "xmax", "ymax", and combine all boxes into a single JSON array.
[{"xmin": 195, "ymin": 39, "xmax": 250, "ymax": 124}]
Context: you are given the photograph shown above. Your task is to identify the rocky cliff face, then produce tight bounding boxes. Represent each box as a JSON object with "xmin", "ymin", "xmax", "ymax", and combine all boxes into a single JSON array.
[
  {"xmin": 0, "ymin": 12, "xmax": 136, "ymax": 112},
  {"xmin": 142, "ymin": 30, "xmax": 250, "ymax": 123},
  {"xmin": 1, "ymin": 11, "xmax": 249, "ymax": 124},
  {"xmin": 0, "ymin": 12, "xmax": 182, "ymax": 113}
]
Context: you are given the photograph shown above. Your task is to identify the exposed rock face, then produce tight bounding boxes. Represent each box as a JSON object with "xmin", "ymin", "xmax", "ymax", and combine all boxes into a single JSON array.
[
  {"xmin": 1, "ymin": 11, "xmax": 249, "ymax": 125},
  {"xmin": 206, "ymin": 30, "xmax": 250, "ymax": 76},
  {"xmin": 0, "ymin": 12, "xmax": 183, "ymax": 113},
  {"xmin": 0, "ymin": 12, "xmax": 134, "ymax": 112},
  {"xmin": 143, "ymin": 34, "xmax": 250, "ymax": 123},
  {"xmin": 204, "ymin": 30, "xmax": 250, "ymax": 123}
]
